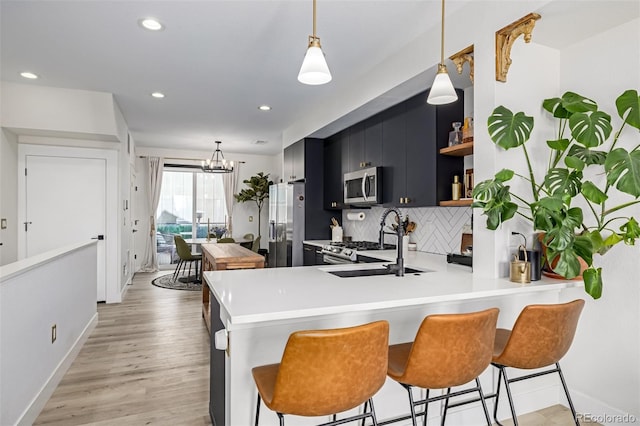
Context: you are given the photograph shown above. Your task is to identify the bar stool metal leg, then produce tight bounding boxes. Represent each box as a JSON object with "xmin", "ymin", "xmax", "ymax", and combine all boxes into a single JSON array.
[
  {"xmin": 441, "ymin": 388, "xmax": 451, "ymax": 426},
  {"xmin": 500, "ymin": 366, "xmax": 519, "ymax": 426},
  {"xmin": 423, "ymin": 389, "xmax": 429, "ymax": 426},
  {"xmin": 255, "ymin": 394, "xmax": 261, "ymax": 426},
  {"xmin": 369, "ymin": 398, "xmax": 379, "ymax": 426},
  {"xmin": 493, "ymin": 367, "xmax": 504, "ymax": 426},
  {"xmin": 476, "ymin": 378, "xmax": 492, "ymax": 426},
  {"xmin": 556, "ymin": 363, "xmax": 580, "ymax": 426},
  {"xmin": 405, "ymin": 385, "xmax": 419, "ymax": 426}
]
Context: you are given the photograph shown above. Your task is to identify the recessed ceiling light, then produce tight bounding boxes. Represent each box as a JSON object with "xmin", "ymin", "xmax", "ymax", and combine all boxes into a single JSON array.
[
  {"xmin": 139, "ymin": 18, "xmax": 163, "ymax": 31},
  {"xmin": 151, "ymin": 92, "xmax": 165, "ymax": 98},
  {"xmin": 20, "ymin": 71, "xmax": 38, "ymax": 79},
  {"xmin": 258, "ymin": 105, "xmax": 272, "ymax": 111}
]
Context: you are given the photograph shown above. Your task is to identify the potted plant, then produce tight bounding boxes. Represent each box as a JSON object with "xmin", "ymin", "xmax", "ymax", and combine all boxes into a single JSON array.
[
  {"xmin": 234, "ymin": 172, "xmax": 273, "ymax": 238},
  {"xmin": 472, "ymin": 89, "xmax": 640, "ymax": 299}
]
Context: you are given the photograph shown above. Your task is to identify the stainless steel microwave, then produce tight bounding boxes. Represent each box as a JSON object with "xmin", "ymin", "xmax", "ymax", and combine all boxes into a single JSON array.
[{"xmin": 344, "ymin": 166, "xmax": 382, "ymax": 205}]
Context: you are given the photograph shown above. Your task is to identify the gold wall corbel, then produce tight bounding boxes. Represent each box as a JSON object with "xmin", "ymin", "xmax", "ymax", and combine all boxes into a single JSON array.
[
  {"xmin": 450, "ymin": 45, "xmax": 474, "ymax": 84},
  {"xmin": 495, "ymin": 13, "xmax": 541, "ymax": 82}
]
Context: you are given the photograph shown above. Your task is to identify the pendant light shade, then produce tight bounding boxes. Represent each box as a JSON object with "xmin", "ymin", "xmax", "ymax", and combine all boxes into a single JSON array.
[
  {"xmin": 427, "ymin": 0, "xmax": 457, "ymax": 105},
  {"xmin": 298, "ymin": 39, "xmax": 332, "ymax": 85},
  {"xmin": 298, "ymin": 0, "xmax": 331, "ymax": 85},
  {"xmin": 427, "ymin": 64, "xmax": 458, "ymax": 105}
]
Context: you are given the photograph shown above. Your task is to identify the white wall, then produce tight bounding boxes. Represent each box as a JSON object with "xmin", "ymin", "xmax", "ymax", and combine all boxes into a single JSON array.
[
  {"xmin": 558, "ymin": 18, "xmax": 640, "ymax": 420},
  {"xmin": 473, "ymin": 12, "xmax": 640, "ymax": 422},
  {"xmin": 1, "ymin": 82, "xmax": 122, "ymax": 142},
  {"xmin": 1, "ymin": 83, "xmax": 133, "ymax": 302},
  {"xmin": 0, "ymin": 129, "xmax": 18, "ymax": 265},
  {"xmin": 0, "ymin": 242, "xmax": 98, "ymax": 426}
]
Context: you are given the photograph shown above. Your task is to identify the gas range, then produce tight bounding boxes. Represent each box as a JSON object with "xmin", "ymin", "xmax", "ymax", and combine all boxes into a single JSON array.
[{"xmin": 320, "ymin": 241, "xmax": 396, "ymax": 263}]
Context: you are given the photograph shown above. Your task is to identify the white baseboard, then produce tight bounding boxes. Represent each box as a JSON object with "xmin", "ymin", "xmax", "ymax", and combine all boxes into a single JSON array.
[
  {"xmin": 121, "ymin": 278, "xmax": 131, "ymax": 299},
  {"xmin": 572, "ymin": 389, "xmax": 639, "ymax": 426},
  {"xmin": 17, "ymin": 313, "xmax": 99, "ymax": 426}
]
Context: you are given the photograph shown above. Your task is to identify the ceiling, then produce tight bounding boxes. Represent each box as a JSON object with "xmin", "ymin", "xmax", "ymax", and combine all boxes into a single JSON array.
[{"xmin": 1, "ymin": 1, "xmax": 638, "ymax": 156}]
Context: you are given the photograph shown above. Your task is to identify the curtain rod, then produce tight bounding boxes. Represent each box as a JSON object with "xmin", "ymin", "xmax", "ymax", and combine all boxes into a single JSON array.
[{"xmin": 138, "ymin": 155, "xmax": 245, "ymax": 164}]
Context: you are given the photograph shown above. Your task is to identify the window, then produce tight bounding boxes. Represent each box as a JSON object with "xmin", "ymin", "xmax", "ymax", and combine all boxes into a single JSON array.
[{"xmin": 156, "ymin": 168, "xmax": 227, "ymax": 267}]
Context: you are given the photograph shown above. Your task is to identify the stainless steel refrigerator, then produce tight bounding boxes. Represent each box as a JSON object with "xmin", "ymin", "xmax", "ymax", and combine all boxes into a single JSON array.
[{"xmin": 268, "ymin": 182, "xmax": 305, "ymax": 267}]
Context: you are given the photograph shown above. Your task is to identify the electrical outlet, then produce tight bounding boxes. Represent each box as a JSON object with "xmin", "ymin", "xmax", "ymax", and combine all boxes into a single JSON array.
[
  {"xmin": 249, "ymin": 216, "xmax": 253, "ymax": 222},
  {"xmin": 51, "ymin": 324, "xmax": 57, "ymax": 343}
]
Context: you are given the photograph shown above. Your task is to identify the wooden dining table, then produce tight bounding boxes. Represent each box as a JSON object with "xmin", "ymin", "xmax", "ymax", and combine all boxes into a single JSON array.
[
  {"xmin": 184, "ymin": 237, "xmax": 253, "ymax": 249},
  {"xmin": 199, "ymin": 243, "xmax": 265, "ymax": 332}
]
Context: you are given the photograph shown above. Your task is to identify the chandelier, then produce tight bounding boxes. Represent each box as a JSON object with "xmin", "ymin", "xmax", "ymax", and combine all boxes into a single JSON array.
[{"xmin": 202, "ymin": 141, "xmax": 233, "ymax": 173}]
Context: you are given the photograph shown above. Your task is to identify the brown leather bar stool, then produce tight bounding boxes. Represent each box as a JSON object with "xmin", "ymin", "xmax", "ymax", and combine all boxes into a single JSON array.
[
  {"xmin": 491, "ymin": 299, "xmax": 585, "ymax": 426},
  {"xmin": 387, "ymin": 308, "xmax": 499, "ymax": 426},
  {"xmin": 252, "ymin": 320, "xmax": 389, "ymax": 426}
]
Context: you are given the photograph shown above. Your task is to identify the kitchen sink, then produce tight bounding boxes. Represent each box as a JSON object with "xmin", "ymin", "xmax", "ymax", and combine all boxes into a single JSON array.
[{"xmin": 328, "ymin": 266, "xmax": 429, "ymax": 278}]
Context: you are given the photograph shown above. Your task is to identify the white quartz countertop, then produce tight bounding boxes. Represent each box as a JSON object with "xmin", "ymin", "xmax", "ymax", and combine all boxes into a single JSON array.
[{"xmin": 204, "ymin": 248, "xmax": 583, "ymax": 329}]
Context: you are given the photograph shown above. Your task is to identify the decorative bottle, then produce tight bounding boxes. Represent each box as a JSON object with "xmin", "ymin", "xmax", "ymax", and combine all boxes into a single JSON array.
[
  {"xmin": 448, "ymin": 122, "xmax": 462, "ymax": 146},
  {"xmin": 462, "ymin": 116, "xmax": 474, "ymax": 143},
  {"xmin": 452, "ymin": 175, "xmax": 462, "ymax": 201}
]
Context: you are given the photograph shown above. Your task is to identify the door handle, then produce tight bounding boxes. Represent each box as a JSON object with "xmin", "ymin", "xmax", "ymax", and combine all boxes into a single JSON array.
[
  {"xmin": 91, "ymin": 235, "xmax": 105, "ymax": 240},
  {"xmin": 132, "ymin": 229, "xmax": 138, "ymax": 233},
  {"xmin": 362, "ymin": 173, "xmax": 369, "ymax": 202},
  {"xmin": 24, "ymin": 221, "xmax": 32, "ymax": 231}
]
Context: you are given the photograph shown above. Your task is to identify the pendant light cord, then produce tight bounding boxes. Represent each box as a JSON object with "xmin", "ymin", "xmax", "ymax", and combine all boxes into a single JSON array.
[
  {"xmin": 440, "ymin": 0, "xmax": 445, "ymax": 65},
  {"xmin": 313, "ymin": 0, "xmax": 317, "ymax": 39}
]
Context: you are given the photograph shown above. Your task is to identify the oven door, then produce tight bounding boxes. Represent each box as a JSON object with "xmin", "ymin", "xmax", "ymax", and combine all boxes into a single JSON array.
[{"xmin": 322, "ymin": 254, "xmax": 355, "ymax": 265}]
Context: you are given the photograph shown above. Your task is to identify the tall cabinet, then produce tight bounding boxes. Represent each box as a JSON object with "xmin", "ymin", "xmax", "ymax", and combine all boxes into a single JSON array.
[{"xmin": 281, "ymin": 138, "xmax": 333, "ymax": 238}]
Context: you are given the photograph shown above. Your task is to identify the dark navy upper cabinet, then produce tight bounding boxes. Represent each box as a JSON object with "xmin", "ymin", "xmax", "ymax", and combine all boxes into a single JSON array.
[
  {"xmin": 381, "ymin": 89, "xmax": 464, "ymax": 208},
  {"xmin": 323, "ymin": 131, "xmax": 348, "ymax": 210},
  {"xmin": 364, "ymin": 116, "xmax": 383, "ymax": 169},
  {"xmin": 323, "ymin": 89, "xmax": 464, "ymax": 209},
  {"xmin": 381, "ymin": 102, "xmax": 407, "ymax": 207}
]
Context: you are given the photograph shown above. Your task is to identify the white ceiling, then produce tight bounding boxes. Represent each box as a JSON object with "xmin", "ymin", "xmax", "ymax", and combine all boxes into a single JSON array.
[{"xmin": 1, "ymin": 1, "xmax": 638, "ymax": 156}]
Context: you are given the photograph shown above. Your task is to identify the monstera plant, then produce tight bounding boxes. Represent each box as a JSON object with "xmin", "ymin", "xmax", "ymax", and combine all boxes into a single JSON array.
[{"xmin": 473, "ymin": 89, "xmax": 640, "ymax": 299}]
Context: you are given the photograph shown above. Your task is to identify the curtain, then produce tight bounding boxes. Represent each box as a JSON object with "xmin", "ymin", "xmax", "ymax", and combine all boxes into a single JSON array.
[
  {"xmin": 140, "ymin": 157, "xmax": 164, "ymax": 272},
  {"xmin": 222, "ymin": 163, "xmax": 240, "ymax": 237}
]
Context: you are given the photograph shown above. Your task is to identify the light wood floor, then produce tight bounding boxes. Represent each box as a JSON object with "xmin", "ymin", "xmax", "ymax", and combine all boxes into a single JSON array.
[
  {"xmin": 35, "ymin": 272, "xmax": 598, "ymax": 426},
  {"xmin": 35, "ymin": 272, "xmax": 212, "ymax": 426}
]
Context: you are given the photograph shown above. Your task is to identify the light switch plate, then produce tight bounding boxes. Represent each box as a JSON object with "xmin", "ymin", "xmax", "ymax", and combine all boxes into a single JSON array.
[{"xmin": 0, "ymin": 219, "xmax": 6, "ymax": 229}]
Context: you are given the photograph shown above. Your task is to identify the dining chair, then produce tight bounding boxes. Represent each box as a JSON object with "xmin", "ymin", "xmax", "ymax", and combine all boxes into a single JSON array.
[
  {"xmin": 252, "ymin": 320, "xmax": 389, "ymax": 426},
  {"xmin": 251, "ymin": 236, "xmax": 261, "ymax": 252},
  {"xmin": 173, "ymin": 235, "xmax": 202, "ymax": 281}
]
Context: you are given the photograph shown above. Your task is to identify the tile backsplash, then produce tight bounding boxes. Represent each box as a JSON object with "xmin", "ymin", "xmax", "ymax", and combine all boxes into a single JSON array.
[{"xmin": 341, "ymin": 206, "xmax": 472, "ymax": 255}]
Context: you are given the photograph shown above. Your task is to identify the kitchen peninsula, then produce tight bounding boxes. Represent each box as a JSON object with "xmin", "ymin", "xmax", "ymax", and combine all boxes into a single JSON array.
[{"xmin": 204, "ymin": 249, "xmax": 584, "ymax": 426}]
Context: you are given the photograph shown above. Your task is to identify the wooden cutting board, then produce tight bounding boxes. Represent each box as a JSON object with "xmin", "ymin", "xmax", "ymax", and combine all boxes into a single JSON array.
[{"xmin": 460, "ymin": 233, "xmax": 473, "ymax": 253}]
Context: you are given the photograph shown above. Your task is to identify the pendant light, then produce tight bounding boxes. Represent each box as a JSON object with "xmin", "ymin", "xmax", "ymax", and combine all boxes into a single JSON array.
[
  {"xmin": 298, "ymin": 0, "xmax": 332, "ymax": 85},
  {"xmin": 427, "ymin": 0, "xmax": 458, "ymax": 105},
  {"xmin": 201, "ymin": 141, "xmax": 234, "ymax": 173}
]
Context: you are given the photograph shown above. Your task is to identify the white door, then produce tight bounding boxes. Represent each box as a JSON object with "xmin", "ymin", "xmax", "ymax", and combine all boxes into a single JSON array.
[{"xmin": 25, "ymin": 155, "xmax": 107, "ymax": 301}]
